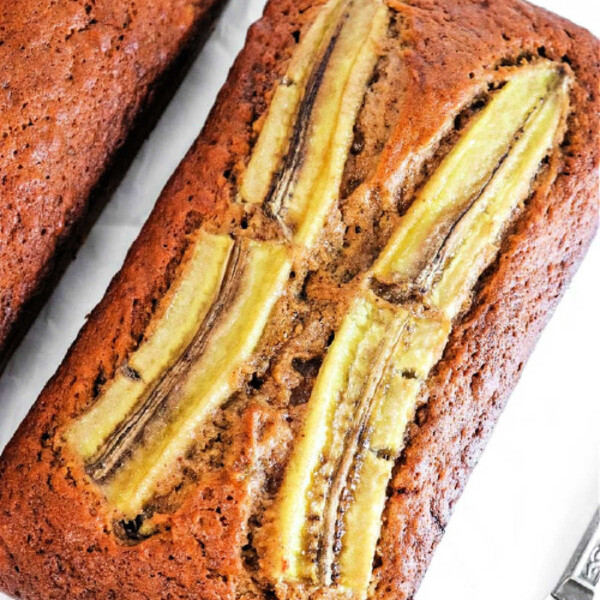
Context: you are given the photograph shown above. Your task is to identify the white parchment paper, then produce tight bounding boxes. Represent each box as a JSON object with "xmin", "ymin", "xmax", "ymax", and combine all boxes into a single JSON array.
[{"xmin": 0, "ymin": 1, "xmax": 598, "ymax": 598}]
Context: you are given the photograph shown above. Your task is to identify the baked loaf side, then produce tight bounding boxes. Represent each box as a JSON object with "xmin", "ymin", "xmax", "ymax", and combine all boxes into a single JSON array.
[
  {"xmin": 0, "ymin": 1, "xmax": 598, "ymax": 599},
  {"xmin": 0, "ymin": 0, "xmax": 224, "ymax": 369}
]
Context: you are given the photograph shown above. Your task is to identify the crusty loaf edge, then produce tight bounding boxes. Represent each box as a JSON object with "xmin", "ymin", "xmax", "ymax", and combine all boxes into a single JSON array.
[{"xmin": 0, "ymin": 1, "xmax": 597, "ymax": 599}]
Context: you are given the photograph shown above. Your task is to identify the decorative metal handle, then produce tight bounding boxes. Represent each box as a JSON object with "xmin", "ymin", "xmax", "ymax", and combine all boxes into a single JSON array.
[{"xmin": 551, "ymin": 508, "xmax": 600, "ymax": 600}]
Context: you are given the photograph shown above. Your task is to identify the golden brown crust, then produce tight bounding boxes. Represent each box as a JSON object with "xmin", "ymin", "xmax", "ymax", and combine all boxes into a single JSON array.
[
  {"xmin": 0, "ymin": 1, "xmax": 597, "ymax": 599},
  {"xmin": 0, "ymin": 0, "xmax": 224, "ymax": 370}
]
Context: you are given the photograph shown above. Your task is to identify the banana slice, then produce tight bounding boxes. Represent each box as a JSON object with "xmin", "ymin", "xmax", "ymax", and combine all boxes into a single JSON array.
[
  {"xmin": 373, "ymin": 64, "xmax": 563, "ymax": 295},
  {"xmin": 241, "ymin": 0, "xmax": 389, "ymax": 248},
  {"xmin": 68, "ymin": 235, "xmax": 290, "ymax": 519},
  {"xmin": 264, "ymin": 301, "xmax": 448, "ymax": 590},
  {"xmin": 101, "ymin": 240, "xmax": 291, "ymax": 517},
  {"xmin": 264, "ymin": 293, "xmax": 404, "ymax": 583},
  {"xmin": 431, "ymin": 78, "xmax": 570, "ymax": 318},
  {"xmin": 66, "ymin": 232, "xmax": 233, "ymax": 459},
  {"xmin": 240, "ymin": 0, "xmax": 349, "ymax": 206}
]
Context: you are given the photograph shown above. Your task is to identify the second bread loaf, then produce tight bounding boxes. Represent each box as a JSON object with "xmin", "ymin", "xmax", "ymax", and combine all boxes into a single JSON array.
[{"xmin": 0, "ymin": 0, "xmax": 225, "ymax": 369}]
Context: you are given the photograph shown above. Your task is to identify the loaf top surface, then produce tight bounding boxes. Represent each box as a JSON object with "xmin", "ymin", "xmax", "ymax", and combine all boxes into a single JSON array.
[
  {"xmin": 0, "ymin": 0, "xmax": 221, "ymax": 363},
  {"xmin": 0, "ymin": 1, "xmax": 598, "ymax": 600}
]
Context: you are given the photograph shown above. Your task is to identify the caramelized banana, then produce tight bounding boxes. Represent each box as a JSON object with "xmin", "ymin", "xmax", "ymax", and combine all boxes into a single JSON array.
[
  {"xmin": 101, "ymin": 240, "xmax": 290, "ymax": 517},
  {"xmin": 430, "ymin": 77, "xmax": 570, "ymax": 318},
  {"xmin": 66, "ymin": 232, "xmax": 233, "ymax": 459},
  {"xmin": 264, "ymin": 300, "xmax": 448, "ymax": 592},
  {"xmin": 85, "ymin": 240, "xmax": 248, "ymax": 483},
  {"xmin": 373, "ymin": 64, "xmax": 564, "ymax": 297},
  {"xmin": 67, "ymin": 237, "xmax": 290, "ymax": 518},
  {"xmin": 240, "ymin": 0, "xmax": 349, "ymax": 206},
  {"xmin": 265, "ymin": 294, "xmax": 405, "ymax": 583},
  {"xmin": 241, "ymin": 0, "xmax": 388, "ymax": 247}
]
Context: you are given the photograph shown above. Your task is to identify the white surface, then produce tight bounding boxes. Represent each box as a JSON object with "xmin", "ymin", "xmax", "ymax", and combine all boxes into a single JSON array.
[{"xmin": 0, "ymin": 1, "xmax": 598, "ymax": 599}]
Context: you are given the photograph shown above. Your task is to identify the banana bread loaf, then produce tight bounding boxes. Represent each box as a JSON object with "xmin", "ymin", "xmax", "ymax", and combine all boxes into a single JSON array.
[
  {"xmin": 0, "ymin": 0, "xmax": 224, "ymax": 370},
  {"xmin": 0, "ymin": 0, "xmax": 597, "ymax": 599}
]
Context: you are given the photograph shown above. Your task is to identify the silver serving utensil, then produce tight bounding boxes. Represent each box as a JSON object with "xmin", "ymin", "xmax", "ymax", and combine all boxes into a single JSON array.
[{"xmin": 545, "ymin": 507, "xmax": 600, "ymax": 600}]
